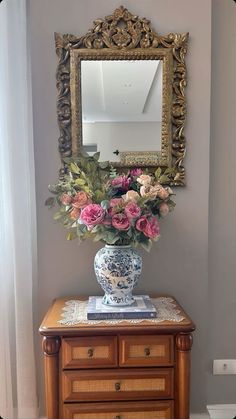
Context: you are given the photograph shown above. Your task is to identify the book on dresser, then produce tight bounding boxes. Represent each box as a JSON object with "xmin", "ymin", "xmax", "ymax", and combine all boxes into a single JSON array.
[{"xmin": 87, "ymin": 295, "xmax": 157, "ymax": 320}]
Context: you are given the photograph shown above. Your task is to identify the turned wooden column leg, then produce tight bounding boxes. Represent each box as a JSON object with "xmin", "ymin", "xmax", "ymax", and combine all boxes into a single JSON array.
[
  {"xmin": 175, "ymin": 333, "xmax": 193, "ymax": 419},
  {"xmin": 43, "ymin": 336, "xmax": 61, "ymax": 419}
]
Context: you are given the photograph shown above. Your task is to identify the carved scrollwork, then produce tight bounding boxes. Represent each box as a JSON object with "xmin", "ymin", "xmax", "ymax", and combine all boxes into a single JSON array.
[
  {"xmin": 55, "ymin": 5, "xmax": 188, "ymax": 185},
  {"xmin": 176, "ymin": 333, "xmax": 193, "ymax": 352},
  {"xmin": 43, "ymin": 336, "xmax": 61, "ymax": 356}
]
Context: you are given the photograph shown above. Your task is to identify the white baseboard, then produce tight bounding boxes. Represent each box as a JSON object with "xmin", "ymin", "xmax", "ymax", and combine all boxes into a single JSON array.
[{"xmin": 207, "ymin": 404, "xmax": 236, "ymax": 419}]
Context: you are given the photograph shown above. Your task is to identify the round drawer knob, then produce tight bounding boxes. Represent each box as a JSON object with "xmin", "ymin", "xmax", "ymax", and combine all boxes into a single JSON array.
[
  {"xmin": 144, "ymin": 347, "xmax": 151, "ymax": 356},
  {"xmin": 115, "ymin": 382, "xmax": 121, "ymax": 391},
  {"xmin": 87, "ymin": 348, "xmax": 94, "ymax": 358}
]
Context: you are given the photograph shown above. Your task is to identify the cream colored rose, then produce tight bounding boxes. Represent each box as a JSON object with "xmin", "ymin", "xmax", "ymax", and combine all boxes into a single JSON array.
[
  {"xmin": 159, "ymin": 202, "xmax": 169, "ymax": 217},
  {"xmin": 140, "ymin": 185, "xmax": 158, "ymax": 199},
  {"xmin": 123, "ymin": 190, "xmax": 140, "ymax": 202},
  {"xmin": 155, "ymin": 184, "xmax": 169, "ymax": 200},
  {"xmin": 137, "ymin": 174, "xmax": 152, "ymax": 186},
  {"xmin": 140, "ymin": 185, "xmax": 149, "ymax": 197}
]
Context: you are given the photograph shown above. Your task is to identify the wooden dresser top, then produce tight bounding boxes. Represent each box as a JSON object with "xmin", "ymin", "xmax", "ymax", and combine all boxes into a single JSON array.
[{"xmin": 39, "ymin": 295, "xmax": 195, "ymax": 336}]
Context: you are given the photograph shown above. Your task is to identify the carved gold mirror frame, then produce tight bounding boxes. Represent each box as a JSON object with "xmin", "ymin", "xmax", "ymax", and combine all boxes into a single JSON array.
[{"xmin": 55, "ymin": 6, "xmax": 188, "ymax": 185}]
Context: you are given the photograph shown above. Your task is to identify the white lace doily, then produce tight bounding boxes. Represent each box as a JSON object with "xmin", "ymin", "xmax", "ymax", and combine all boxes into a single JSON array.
[{"xmin": 58, "ymin": 297, "xmax": 185, "ymax": 325}]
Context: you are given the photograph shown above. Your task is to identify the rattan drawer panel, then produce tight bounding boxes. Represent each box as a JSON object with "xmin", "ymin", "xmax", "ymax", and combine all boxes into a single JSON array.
[
  {"xmin": 119, "ymin": 335, "xmax": 174, "ymax": 367},
  {"xmin": 62, "ymin": 336, "xmax": 117, "ymax": 369},
  {"xmin": 63, "ymin": 401, "xmax": 174, "ymax": 419},
  {"xmin": 62, "ymin": 368, "xmax": 173, "ymax": 402}
]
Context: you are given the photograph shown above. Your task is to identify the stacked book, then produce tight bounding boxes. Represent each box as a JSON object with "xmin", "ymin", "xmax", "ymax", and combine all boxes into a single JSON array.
[{"xmin": 87, "ymin": 295, "xmax": 157, "ymax": 320}]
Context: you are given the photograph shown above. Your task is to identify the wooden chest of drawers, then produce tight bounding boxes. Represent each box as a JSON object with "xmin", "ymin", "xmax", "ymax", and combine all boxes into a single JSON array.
[{"xmin": 39, "ymin": 296, "xmax": 195, "ymax": 419}]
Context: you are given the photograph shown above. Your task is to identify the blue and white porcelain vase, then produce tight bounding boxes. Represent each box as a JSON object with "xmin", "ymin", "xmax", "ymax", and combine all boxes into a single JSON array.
[{"xmin": 94, "ymin": 245, "xmax": 142, "ymax": 306}]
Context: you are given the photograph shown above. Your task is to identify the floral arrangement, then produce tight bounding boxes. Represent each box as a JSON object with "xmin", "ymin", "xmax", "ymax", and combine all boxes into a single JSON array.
[{"xmin": 46, "ymin": 153, "xmax": 175, "ymax": 251}]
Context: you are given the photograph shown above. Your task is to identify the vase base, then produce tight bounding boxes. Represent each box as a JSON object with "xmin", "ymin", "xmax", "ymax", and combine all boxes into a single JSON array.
[{"xmin": 102, "ymin": 294, "xmax": 135, "ymax": 307}]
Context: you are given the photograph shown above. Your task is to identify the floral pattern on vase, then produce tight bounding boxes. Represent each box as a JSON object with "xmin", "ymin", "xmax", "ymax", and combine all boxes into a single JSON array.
[{"xmin": 94, "ymin": 245, "xmax": 142, "ymax": 306}]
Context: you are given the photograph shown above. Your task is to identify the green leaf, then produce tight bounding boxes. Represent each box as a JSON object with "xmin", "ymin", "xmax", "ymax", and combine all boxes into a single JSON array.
[
  {"xmin": 99, "ymin": 161, "xmax": 109, "ymax": 169},
  {"xmin": 101, "ymin": 200, "xmax": 109, "ymax": 210},
  {"xmin": 164, "ymin": 167, "xmax": 175, "ymax": 175},
  {"xmin": 93, "ymin": 151, "xmax": 100, "ymax": 161},
  {"xmin": 53, "ymin": 211, "xmax": 65, "ymax": 220},
  {"xmin": 45, "ymin": 197, "xmax": 55, "ymax": 208},
  {"xmin": 93, "ymin": 232, "xmax": 106, "ymax": 242},
  {"xmin": 75, "ymin": 178, "xmax": 86, "ymax": 186},
  {"xmin": 48, "ymin": 184, "xmax": 60, "ymax": 194},
  {"xmin": 155, "ymin": 167, "xmax": 162, "ymax": 180},
  {"xmin": 141, "ymin": 239, "xmax": 153, "ymax": 252},
  {"xmin": 69, "ymin": 162, "xmax": 80, "ymax": 174},
  {"xmin": 67, "ymin": 231, "xmax": 77, "ymax": 241},
  {"xmin": 159, "ymin": 175, "xmax": 170, "ymax": 184}
]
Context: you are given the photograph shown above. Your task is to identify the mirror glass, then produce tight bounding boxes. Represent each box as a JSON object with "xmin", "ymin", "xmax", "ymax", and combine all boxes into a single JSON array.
[{"xmin": 81, "ymin": 60, "xmax": 163, "ymax": 162}]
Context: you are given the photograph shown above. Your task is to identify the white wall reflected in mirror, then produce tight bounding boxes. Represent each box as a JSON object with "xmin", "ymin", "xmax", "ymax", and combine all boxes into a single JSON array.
[{"xmin": 81, "ymin": 60, "xmax": 163, "ymax": 161}]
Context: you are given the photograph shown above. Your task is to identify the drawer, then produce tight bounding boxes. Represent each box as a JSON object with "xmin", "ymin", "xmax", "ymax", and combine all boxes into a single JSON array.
[
  {"xmin": 119, "ymin": 335, "xmax": 174, "ymax": 367},
  {"xmin": 62, "ymin": 368, "xmax": 173, "ymax": 402},
  {"xmin": 62, "ymin": 336, "xmax": 117, "ymax": 369},
  {"xmin": 63, "ymin": 400, "xmax": 174, "ymax": 419}
]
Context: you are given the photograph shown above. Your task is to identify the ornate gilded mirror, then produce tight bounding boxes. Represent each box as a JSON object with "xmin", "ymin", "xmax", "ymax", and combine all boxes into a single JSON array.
[{"xmin": 55, "ymin": 6, "xmax": 188, "ymax": 185}]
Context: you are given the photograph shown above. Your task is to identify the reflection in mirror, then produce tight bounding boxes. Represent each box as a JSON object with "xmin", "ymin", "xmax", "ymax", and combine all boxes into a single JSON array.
[{"xmin": 81, "ymin": 60, "xmax": 163, "ymax": 162}]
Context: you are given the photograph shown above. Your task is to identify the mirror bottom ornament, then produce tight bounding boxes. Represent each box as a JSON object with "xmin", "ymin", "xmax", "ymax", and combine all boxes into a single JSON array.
[{"xmin": 94, "ymin": 245, "xmax": 142, "ymax": 306}]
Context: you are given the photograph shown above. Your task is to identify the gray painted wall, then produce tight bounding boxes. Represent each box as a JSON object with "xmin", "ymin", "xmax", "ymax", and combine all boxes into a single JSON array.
[
  {"xmin": 207, "ymin": 0, "xmax": 236, "ymax": 404},
  {"xmin": 28, "ymin": 0, "xmax": 212, "ymax": 413}
]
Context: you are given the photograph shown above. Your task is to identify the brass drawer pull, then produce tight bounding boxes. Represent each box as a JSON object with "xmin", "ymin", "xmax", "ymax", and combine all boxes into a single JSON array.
[
  {"xmin": 115, "ymin": 382, "xmax": 121, "ymax": 391},
  {"xmin": 144, "ymin": 347, "xmax": 151, "ymax": 356},
  {"xmin": 87, "ymin": 348, "xmax": 94, "ymax": 358},
  {"xmin": 115, "ymin": 416, "xmax": 121, "ymax": 419}
]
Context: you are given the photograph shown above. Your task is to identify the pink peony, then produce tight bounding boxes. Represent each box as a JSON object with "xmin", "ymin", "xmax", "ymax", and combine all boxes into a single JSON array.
[
  {"xmin": 72, "ymin": 191, "xmax": 91, "ymax": 209},
  {"xmin": 159, "ymin": 202, "xmax": 169, "ymax": 217},
  {"xmin": 136, "ymin": 216, "xmax": 160, "ymax": 239},
  {"xmin": 70, "ymin": 207, "xmax": 80, "ymax": 220},
  {"xmin": 61, "ymin": 193, "xmax": 72, "ymax": 205},
  {"xmin": 124, "ymin": 202, "xmax": 141, "ymax": 219},
  {"xmin": 112, "ymin": 213, "xmax": 130, "ymax": 230},
  {"xmin": 111, "ymin": 175, "xmax": 131, "ymax": 191},
  {"xmin": 130, "ymin": 168, "xmax": 143, "ymax": 177},
  {"xmin": 80, "ymin": 204, "xmax": 105, "ymax": 226}
]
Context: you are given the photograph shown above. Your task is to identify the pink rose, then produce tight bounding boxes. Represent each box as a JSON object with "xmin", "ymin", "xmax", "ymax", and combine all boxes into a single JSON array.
[
  {"xmin": 80, "ymin": 204, "xmax": 105, "ymax": 226},
  {"xmin": 130, "ymin": 168, "xmax": 143, "ymax": 177},
  {"xmin": 60, "ymin": 193, "xmax": 72, "ymax": 205},
  {"xmin": 112, "ymin": 213, "xmax": 130, "ymax": 230},
  {"xmin": 124, "ymin": 202, "xmax": 141, "ymax": 219},
  {"xmin": 70, "ymin": 207, "xmax": 80, "ymax": 220},
  {"xmin": 136, "ymin": 216, "xmax": 160, "ymax": 239},
  {"xmin": 159, "ymin": 202, "xmax": 169, "ymax": 217},
  {"xmin": 111, "ymin": 175, "xmax": 131, "ymax": 191},
  {"xmin": 72, "ymin": 191, "xmax": 91, "ymax": 209}
]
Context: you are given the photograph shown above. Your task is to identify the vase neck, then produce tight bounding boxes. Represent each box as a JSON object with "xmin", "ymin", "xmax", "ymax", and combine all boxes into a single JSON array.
[{"xmin": 105, "ymin": 244, "xmax": 131, "ymax": 249}]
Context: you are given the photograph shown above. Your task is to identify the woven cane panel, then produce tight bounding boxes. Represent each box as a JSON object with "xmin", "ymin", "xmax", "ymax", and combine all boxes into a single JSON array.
[
  {"xmin": 73, "ymin": 411, "xmax": 166, "ymax": 419},
  {"xmin": 72, "ymin": 346, "xmax": 109, "ymax": 359},
  {"xmin": 129, "ymin": 344, "xmax": 165, "ymax": 358},
  {"xmin": 72, "ymin": 378, "xmax": 165, "ymax": 393}
]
